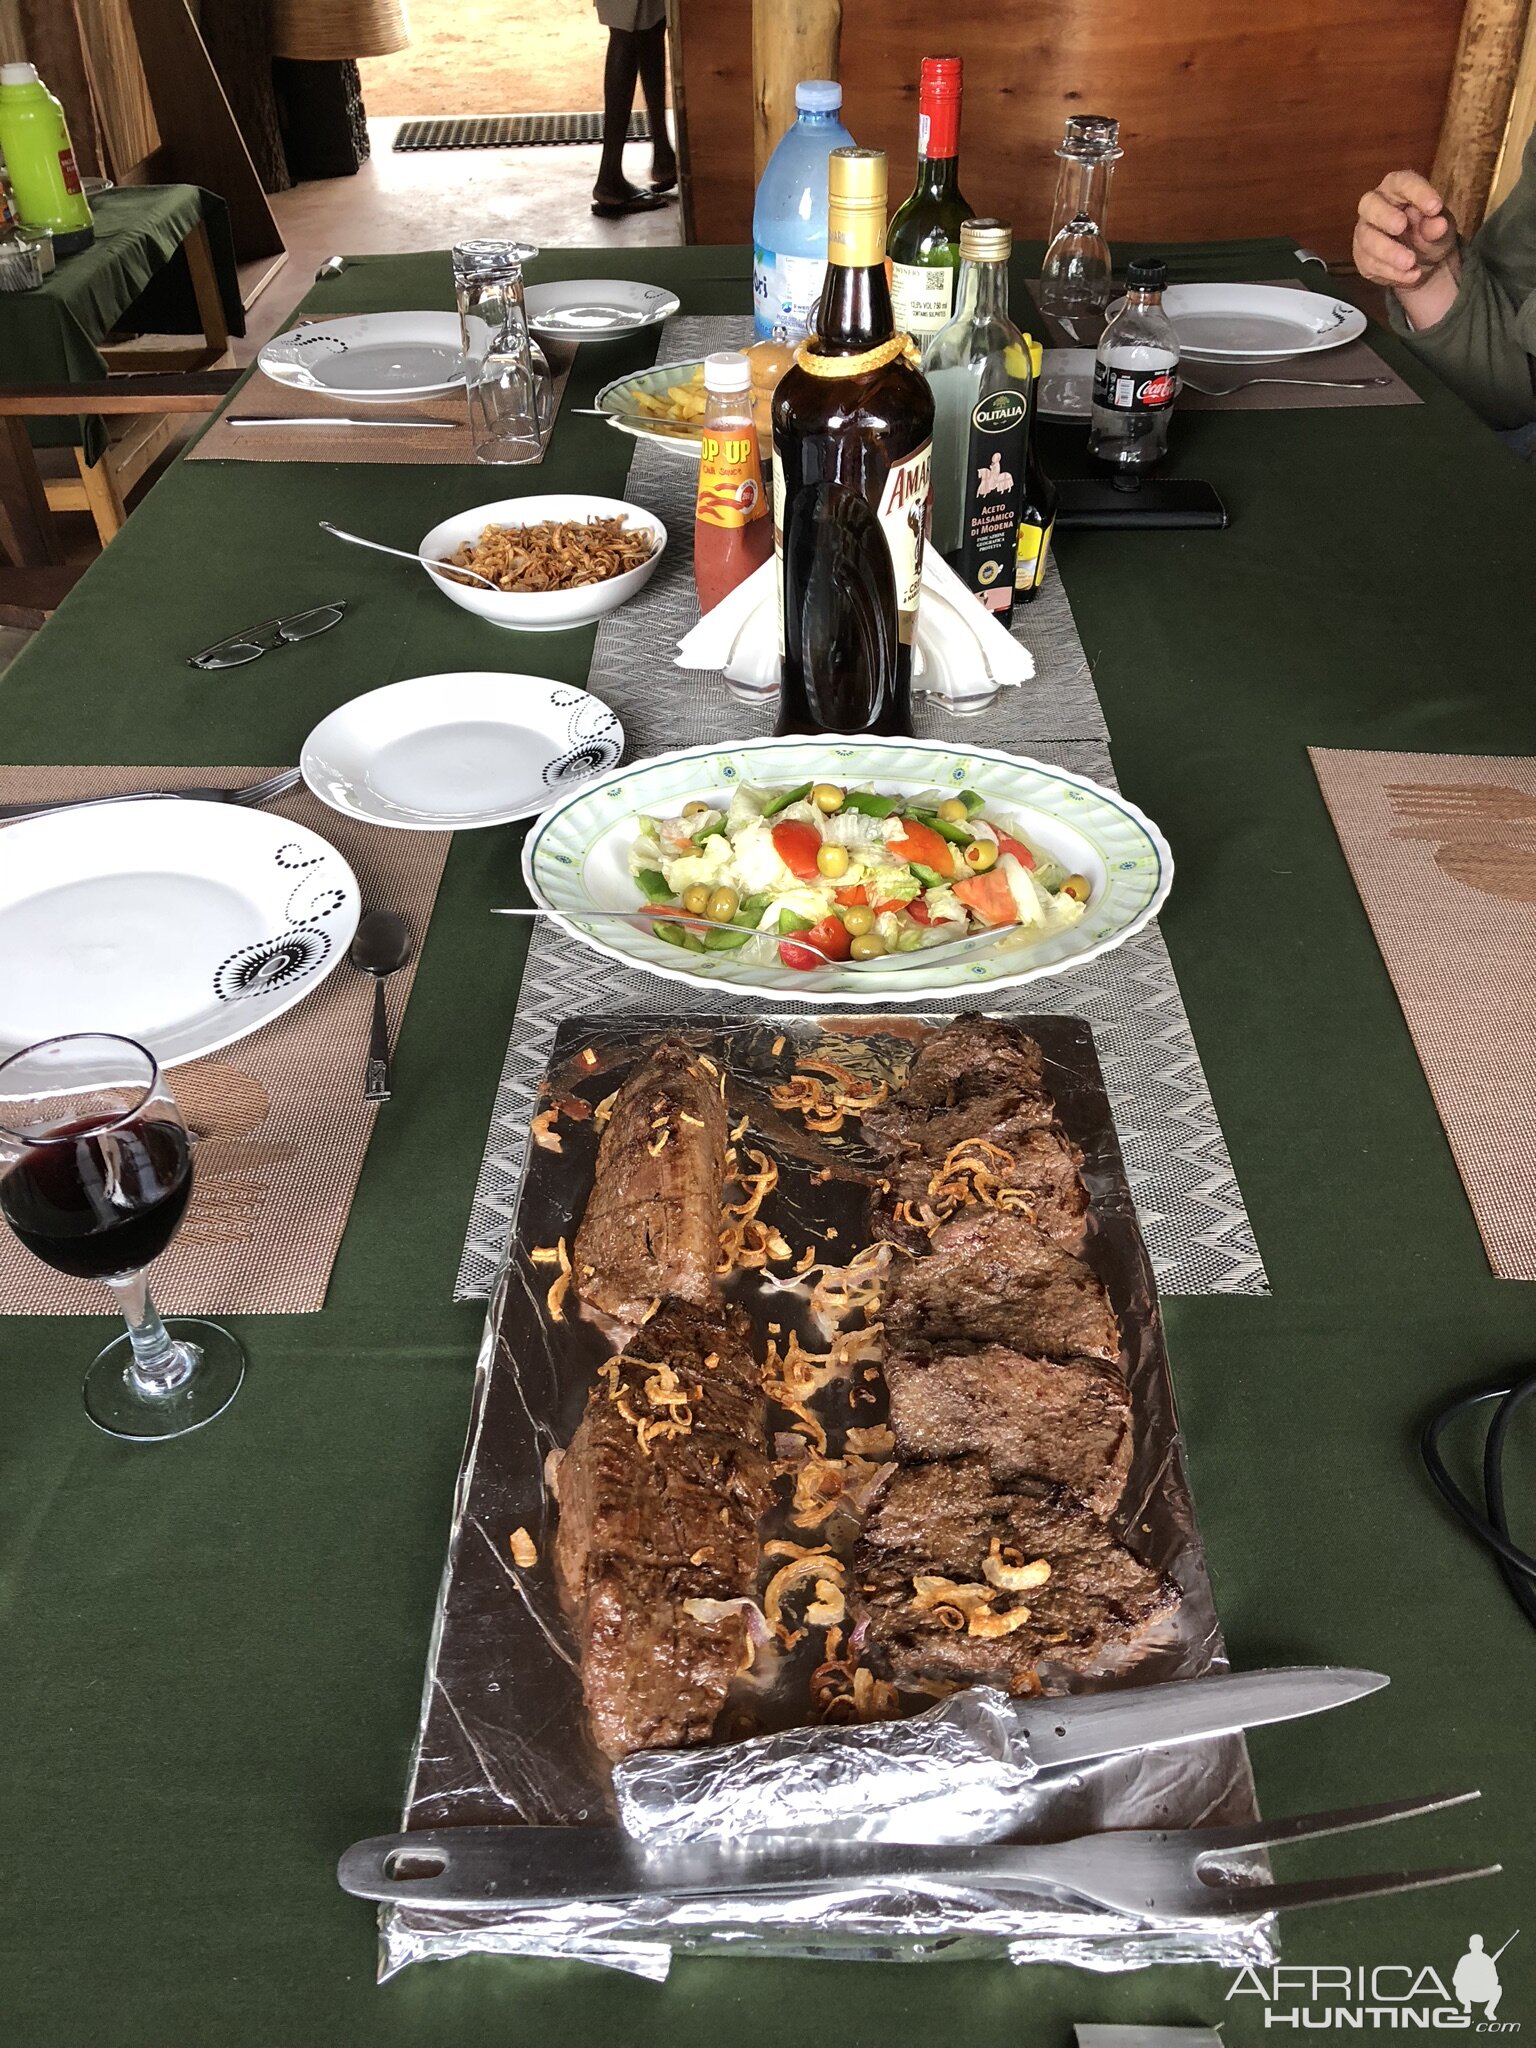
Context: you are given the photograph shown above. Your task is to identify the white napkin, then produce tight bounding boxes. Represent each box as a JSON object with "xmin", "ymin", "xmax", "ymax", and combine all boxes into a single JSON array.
[{"xmin": 674, "ymin": 548, "xmax": 1035, "ymax": 705}]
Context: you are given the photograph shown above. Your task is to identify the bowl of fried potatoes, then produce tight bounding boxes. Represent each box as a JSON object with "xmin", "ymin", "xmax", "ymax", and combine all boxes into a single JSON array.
[{"xmin": 594, "ymin": 339, "xmax": 792, "ymax": 462}]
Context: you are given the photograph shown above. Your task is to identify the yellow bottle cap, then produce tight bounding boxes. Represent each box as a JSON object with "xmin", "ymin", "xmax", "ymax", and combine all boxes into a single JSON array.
[{"xmin": 827, "ymin": 148, "xmax": 887, "ymax": 267}]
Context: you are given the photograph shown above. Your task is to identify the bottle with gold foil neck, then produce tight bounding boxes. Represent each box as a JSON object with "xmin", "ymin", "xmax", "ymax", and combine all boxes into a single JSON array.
[{"xmin": 771, "ymin": 147, "xmax": 934, "ymax": 736}]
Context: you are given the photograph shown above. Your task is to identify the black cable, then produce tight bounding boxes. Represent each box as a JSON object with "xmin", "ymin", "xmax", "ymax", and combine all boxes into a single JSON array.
[{"xmin": 1421, "ymin": 1372, "xmax": 1536, "ymax": 1632}]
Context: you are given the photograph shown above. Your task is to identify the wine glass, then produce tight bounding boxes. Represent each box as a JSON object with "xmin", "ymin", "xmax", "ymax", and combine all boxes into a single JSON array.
[{"xmin": 0, "ymin": 1033, "xmax": 245, "ymax": 1440}]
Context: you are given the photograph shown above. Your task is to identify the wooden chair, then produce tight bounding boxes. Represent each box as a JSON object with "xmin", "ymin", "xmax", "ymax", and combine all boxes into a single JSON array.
[{"xmin": 0, "ymin": 370, "xmax": 239, "ymax": 627}]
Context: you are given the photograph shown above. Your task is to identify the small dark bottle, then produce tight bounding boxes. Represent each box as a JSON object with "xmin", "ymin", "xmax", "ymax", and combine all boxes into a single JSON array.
[
  {"xmin": 1015, "ymin": 334, "xmax": 1059, "ymax": 603},
  {"xmin": 772, "ymin": 146, "xmax": 935, "ymax": 737}
]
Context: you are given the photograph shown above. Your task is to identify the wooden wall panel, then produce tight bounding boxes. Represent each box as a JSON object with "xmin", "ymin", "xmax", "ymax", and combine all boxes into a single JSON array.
[
  {"xmin": 678, "ymin": 0, "xmax": 1467, "ymax": 263},
  {"xmin": 77, "ymin": 0, "xmax": 160, "ymax": 179}
]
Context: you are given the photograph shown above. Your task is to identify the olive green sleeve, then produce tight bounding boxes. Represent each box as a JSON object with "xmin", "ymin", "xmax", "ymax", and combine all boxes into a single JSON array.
[{"xmin": 1387, "ymin": 128, "xmax": 1536, "ymax": 431}]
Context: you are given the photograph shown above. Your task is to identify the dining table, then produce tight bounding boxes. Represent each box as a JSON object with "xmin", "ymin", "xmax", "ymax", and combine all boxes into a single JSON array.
[{"xmin": 4, "ymin": 237, "xmax": 1534, "ymax": 2047}]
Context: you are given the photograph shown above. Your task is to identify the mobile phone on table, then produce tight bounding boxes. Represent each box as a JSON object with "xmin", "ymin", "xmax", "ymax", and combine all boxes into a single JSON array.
[{"xmin": 1055, "ymin": 478, "xmax": 1228, "ymax": 529}]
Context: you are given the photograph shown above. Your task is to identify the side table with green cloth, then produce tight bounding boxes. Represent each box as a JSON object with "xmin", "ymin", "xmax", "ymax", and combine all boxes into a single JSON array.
[
  {"xmin": 3, "ymin": 241, "xmax": 1535, "ymax": 2047},
  {"xmin": 0, "ymin": 184, "xmax": 244, "ymax": 459}
]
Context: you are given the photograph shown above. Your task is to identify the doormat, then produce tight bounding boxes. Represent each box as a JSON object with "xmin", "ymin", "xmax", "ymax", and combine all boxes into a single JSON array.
[{"xmin": 393, "ymin": 112, "xmax": 651, "ymax": 150}]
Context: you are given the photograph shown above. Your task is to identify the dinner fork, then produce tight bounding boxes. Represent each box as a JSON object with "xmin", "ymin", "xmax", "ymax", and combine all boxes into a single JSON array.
[
  {"xmin": 338, "ymin": 1789, "xmax": 1498, "ymax": 1918},
  {"xmin": 0, "ymin": 768, "xmax": 303, "ymax": 825},
  {"xmin": 491, "ymin": 905, "xmax": 1034, "ymax": 975},
  {"xmin": 1180, "ymin": 373, "xmax": 1392, "ymax": 397}
]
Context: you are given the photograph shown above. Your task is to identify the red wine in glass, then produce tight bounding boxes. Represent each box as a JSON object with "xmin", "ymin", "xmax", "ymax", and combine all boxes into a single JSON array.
[{"xmin": 0, "ymin": 1113, "xmax": 193, "ymax": 1280}]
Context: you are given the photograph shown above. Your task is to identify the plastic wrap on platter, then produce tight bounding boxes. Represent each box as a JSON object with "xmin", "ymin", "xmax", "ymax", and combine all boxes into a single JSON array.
[{"xmin": 378, "ymin": 1015, "xmax": 1277, "ymax": 1982}]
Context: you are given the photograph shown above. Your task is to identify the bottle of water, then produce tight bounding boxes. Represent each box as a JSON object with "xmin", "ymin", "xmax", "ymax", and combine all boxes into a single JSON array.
[
  {"xmin": 752, "ymin": 80, "xmax": 856, "ymax": 344},
  {"xmin": 1087, "ymin": 257, "xmax": 1180, "ymax": 475}
]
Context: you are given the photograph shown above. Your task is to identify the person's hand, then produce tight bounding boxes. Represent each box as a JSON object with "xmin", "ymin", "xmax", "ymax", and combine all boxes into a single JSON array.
[{"xmin": 1353, "ymin": 171, "xmax": 1461, "ymax": 329}]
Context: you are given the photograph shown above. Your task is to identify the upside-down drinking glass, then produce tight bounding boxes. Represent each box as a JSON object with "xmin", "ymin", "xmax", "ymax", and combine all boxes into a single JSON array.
[
  {"xmin": 0, "ymin": 1034, "xmax": 246, "ymax": 1440},
  {"xmin": 1040, "ymin": 114, "xmax": 1123, "ymax": 337},
  {"xmin": 453, "ymin": 239, "xmax": 554, "ymax": 464}
]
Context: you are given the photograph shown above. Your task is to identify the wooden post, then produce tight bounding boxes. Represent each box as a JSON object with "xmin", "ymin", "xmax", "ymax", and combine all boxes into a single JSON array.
[
  {"xmin": 1431, "ymin": 0, "xmax": 1532, "ymax": 230},
  {"xmin": 1488, "ymin": 0, "xmax": 1536, "ymax": 211},
  {"xmin": 752, "ymin": 0, "xmax": 842, "ymax": 183}
]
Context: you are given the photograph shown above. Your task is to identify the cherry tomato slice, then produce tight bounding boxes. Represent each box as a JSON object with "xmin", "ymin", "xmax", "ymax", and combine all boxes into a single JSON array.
[
  {"xmin": 889, "ymin": 817, "xmax": 956, "ymax": 878},
  {"xmin": 778, "ymin": 912, "xmax": 853, "ymax": 969},
  {"xmin": 771, "ymin": 819, "xmax": 823, "ymax": 882},
  {"xmin": 995, "ymin": 833, "xmax": 1036, "ymax": 870}
]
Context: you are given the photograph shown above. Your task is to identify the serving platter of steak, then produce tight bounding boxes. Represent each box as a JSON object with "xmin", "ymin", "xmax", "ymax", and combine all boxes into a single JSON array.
[
  {"xmin": 878, "ymin": 1119, "xmax": 1090, "ymax": 1250},
  {"xmin": 884, "ymin": 1340, "xmax": 1133, "ymax": 1514},
  {"xmin": 573, "ymin": 1040, "xmax": 728, "ymax": 1325},
  {"xmin": 883, "ymin": 1208, "xmax": 1120, "ymax": 1362}
]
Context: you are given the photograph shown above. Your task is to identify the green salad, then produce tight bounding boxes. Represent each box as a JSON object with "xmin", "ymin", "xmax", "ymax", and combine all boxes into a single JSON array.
[{"xmin": 628, "ymin": 778, "xmax": 1091, "ymax": 969}]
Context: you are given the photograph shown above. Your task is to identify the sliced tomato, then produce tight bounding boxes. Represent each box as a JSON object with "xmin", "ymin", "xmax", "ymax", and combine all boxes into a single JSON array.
[
  {"xmin": 888, "ymin": 816, "xmax": 956, "ymax": 878},
  {"xmin": 778, "ymin": 912, "xmax": 853, "ymax": 970},
  {"xmin": 834, "ymin": 884, "xmax": 868, "ymax": 908},
  {"xmin": 953, "ymin": 870, "xmax": 1019, "ymax": 928},
  {"xmin": 904, "ymin": 897, "xmax": 934, "ymax": 926},
  {"xmin": 771, "ymin": 819, "xmax": 823, "ymax": 882},
  {"xmin": 995, "ymin": 832, "xmax": 1036, "ymax": 870}
]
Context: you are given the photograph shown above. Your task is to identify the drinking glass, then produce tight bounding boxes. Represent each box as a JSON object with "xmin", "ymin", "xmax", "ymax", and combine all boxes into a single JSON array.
[
  {"xmin": 0, "ymin": 1034, "xmax": 245, "ymax": 1440},
  {"xmin": 453, "ymin": 239, "xmax": 554, "ymax": 464},
  {"xmin": 1040, "ymin": 115, "xmax": 1123, "ymax": 337}
]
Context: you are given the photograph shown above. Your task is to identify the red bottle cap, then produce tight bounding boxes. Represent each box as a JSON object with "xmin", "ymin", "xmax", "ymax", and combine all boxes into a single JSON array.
[{"xmin": 917, "ymin": 56, "xmax": 962, "ymax": 159}]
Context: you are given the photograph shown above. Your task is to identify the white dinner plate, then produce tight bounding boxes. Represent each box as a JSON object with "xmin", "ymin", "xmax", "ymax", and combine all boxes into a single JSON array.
[
  {"xmin": 1104, "ymin": 284, "xmax": 1368, "ymax": 363},
  {"xmin": 0, "ymin": 799, "xmax": 359, "ymax": 1068},
  {"xmin": 302, "ymin": 673, "xmax": 625, "ymax": 830},
  {"xmin": 258, "ymin": 312, "xmax": 466, "ymax": 399},
  {"xmin": 524, "ymin": 279, "xmax": 681, "ymax": 339},
  {"xmin": 1038, "ymin": 347, "xmax": 1095, "ymax": 421},
  {"xmin": 523, "ymin": 736, "xmax": 1172, "ymax": 1004}
]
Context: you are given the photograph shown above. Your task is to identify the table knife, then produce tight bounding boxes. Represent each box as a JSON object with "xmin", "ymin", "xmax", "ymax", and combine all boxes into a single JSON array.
[{"xmin": 226, "ymin": 415, "xmax": 458, "ymax": 430}]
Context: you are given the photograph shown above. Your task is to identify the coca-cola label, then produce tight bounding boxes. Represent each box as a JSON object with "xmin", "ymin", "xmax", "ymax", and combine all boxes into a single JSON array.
[
  {"xmin": 876, "ymin": 439, "xmax": 932, "ymax": 642},
  {"xmin": 1093, "ymin": 360, "xmax": 1179, "ymax": 412}
]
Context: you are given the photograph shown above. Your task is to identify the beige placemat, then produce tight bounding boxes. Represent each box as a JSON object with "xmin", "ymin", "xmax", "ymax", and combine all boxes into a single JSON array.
[
  {"xmin": 1312, "ymin": 748, "xmax": 1536, "ymax": 1279},
  {"xmin": 1029, "ymin": 281, "xmax": 1421, "ymax": 411},
  {"xmin": 0, "ymin": 767, "xmax": 452, "ymax": 1314},
  {"xmin": 189, "ymin": 339, "xmax": 575, "ymax": 465}
]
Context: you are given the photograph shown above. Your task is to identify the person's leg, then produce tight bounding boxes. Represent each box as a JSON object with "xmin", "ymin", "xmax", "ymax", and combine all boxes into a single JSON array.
[
  {"xmin": 636, "ymin": 20, "xmax": 676, "ymax": 189},
  {"xmin": 594, "ymin": 28, "xmax": 641, "ymax": 204}
]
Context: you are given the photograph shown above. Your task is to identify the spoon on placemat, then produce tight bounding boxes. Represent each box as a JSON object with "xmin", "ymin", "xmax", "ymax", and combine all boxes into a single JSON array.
[
  {"xmin": 318, "ymin": 521, "xmax": 501, "ymax": 592},
  {"xmin": 351, "ymin": 911, "xmax": 412, "ymax": 1102}
]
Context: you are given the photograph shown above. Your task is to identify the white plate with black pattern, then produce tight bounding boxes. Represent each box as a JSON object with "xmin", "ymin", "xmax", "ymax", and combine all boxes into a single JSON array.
[
  {"xmin": 257, "ymin": 312, "xmax": 465, "ymax": 398},
  {"xmin": 0, "ymin": 798, "xmax": 360, "ymax": 1067},
  {"xmin": 301, "ymin": 672, "xmax": 624, "ymax": 831}
]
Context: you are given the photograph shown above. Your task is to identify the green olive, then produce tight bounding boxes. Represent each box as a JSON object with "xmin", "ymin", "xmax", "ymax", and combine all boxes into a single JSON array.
[
  {"xmin": 963, "ymin": 839, "xmax": 999, "ymax": 872},
  {"xmin": 705, "ymin": 886, "xmax": 740, "ymax": 923},
  {"xmin": 849, "ymin": 932, "xmax": 887, "ymax": 961},
  {"xmin": 816, "ymin": 843, "xmax": 850, "ymax": 879},
  {"xmin": 1061, "ymin": 873, "xmax": 1092, "ymax": 903},
  {"xmin": 681, "ymin": 884, "xmax": 711, "ymax": 915},
  {"xmin": 936, "ymin": 797, "xmax": 969, "ymax": 823},
  {"xmin": 841, "ymin": 904, "xmax": 875, "ymax": 936},
  {"xmin": 811, "ymin": 782, "xmax": 845, "ymax": 813},
  {"xmin": 681, "ymin": 801, "xmax": 711, "ymax": 822}
]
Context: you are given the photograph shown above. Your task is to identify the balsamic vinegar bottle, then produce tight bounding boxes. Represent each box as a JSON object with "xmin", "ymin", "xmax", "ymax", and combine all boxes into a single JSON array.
[{"xmin": 772, "ymin": 147, "xmax": 935, "ymax": 737}]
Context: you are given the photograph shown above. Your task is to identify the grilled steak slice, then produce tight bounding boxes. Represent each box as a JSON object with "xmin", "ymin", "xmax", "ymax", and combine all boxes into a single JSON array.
[
  {"xmin": 885, "ymin": 1341, "xmax": 1132, "ymax": 1515},
  {"xmin": 878, "ymin": 1121, "xmax": 1089, "ymax": 1251},
  {"xmin": 853, "ymin": 1456, "xmax": 1176, "ymax": 1690},
  {"xmin": 574, "ymin": 1041, "xmax": 729, "ymax": 1324},
  {"xmin": 870, "ymin": 1015, "xmax": 1046, "ymax": 1120},
  {"xmin": 553, "ymin": 1300, "xmax": 773, "ymax": 1760},
  {"xmin": 883, "ymin": 1209, "xmax": 1120, "ymax": 1362}
]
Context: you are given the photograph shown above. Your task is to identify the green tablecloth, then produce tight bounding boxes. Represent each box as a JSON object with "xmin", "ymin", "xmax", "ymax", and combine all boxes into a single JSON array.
[
  {"xmin": 0, "ymin": 183, "xmax": 243, "ymax": 457},
  {"xmin": 3, "ymin": 241, "xmax": 1533, "ymax": 2047}
]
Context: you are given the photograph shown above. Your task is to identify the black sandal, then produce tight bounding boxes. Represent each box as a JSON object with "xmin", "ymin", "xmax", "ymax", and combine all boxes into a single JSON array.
[{"xmin": 591, "ymin": 185, "xmax": 672, "ymax": 218}]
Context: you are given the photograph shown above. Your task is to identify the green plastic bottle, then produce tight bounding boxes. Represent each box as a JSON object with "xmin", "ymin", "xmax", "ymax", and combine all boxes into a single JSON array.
[{"xmin": 0, "ymin": 62, "xmax": 94, "ymax": 255}]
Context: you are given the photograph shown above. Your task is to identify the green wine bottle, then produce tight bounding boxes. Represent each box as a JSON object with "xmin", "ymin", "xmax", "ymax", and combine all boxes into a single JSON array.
[{"xmin": 886, "ymin": 56, "xmax": 973, "ymax": 346}]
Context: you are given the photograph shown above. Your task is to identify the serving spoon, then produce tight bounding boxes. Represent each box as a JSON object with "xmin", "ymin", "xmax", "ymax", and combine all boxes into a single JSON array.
[{"xmin": 318, "ymin": 520, "xmax": 500, "ymax": 592}]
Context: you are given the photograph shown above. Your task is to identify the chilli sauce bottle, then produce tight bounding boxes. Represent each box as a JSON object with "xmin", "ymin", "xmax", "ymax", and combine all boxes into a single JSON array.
[
  {"xmin": 693, "ymin": 352, "xmax": 773, "ymax": 613},
  {"xmin": 772, "ymin": 147, "xmax": 934, "ymax": 736},
  {"xmin": 886, "ymin": 57, "xmax": 973, "ymax": 345}
]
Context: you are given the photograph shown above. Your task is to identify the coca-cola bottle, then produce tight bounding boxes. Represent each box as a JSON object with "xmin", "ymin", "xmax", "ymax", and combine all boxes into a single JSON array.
[{"xmin": 1087, "ymin": 257, "xmax": 1179, "ymax": 476}]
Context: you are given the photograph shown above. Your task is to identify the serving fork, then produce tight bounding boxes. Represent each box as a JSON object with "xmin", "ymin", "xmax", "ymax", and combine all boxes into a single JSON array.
[
  {"xmin": 0, "ymin": 768, "xmax": 303, "ymax": 825},
  {"xmin": 491, "ymin": 904, "xmax": 1034, "ymax": 975},
  {"xmin": 340, "ymin": 1789, "xmax": 1497, "ymax": 1919},
  {"xmin": 1180, "ymin": 373, "xmax": 1393, "ymax": 397}
]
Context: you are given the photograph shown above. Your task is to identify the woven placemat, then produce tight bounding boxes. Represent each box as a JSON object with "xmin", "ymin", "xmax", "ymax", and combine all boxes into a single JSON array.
[
  {"xmin": 1028, "ymin": 281, "xmax": 1420, "ymax": 411},
  {"xmin": 190, "ymin": 339, "xmax": 575, "ymax": 466},
  {"xmin": 1312, "ymin": 747, "xmax": 1536, "ymax": 1279},
  {"xmin": 457, "ymin": 739, "xmax": 1266, "ymax": 1300},
  {"xmin": 0, "ymin": 768, "xmax": 451, "ymax": 1315}
]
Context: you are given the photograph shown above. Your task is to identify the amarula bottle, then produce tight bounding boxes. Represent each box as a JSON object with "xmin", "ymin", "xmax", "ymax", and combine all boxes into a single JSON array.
[
  {"xmin": 694, "ymin": 351, "xmax": 773, "ymax": 614},
  {"xmin": 1015, "ymin": 336, "xmax": 1059, "ymax": 604},
  {"xmin": 923, "ymin": 217, "xmax": 1032, "ymax": 627},
  {"xmin": 773, "ymin": 147, "xmax": 934, "ymax": 737},
  {"xmin": 886, "ymin": 57, "xmax": 973, "ymax": 345}
]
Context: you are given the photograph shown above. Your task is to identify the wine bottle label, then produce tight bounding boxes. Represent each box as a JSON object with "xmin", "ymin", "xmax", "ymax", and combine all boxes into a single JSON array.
[
  {"xmin": 954, "ymin": 389, "xmax": 1027, "ymax": 614},
  {"xmin": 877, "ymin": 439, "xmax": 932, "ymax": 641},
  {"xmin": 890, "ymin": 261, "xmax": 955, "ymax": 340},
  {"xmin": 1092, "ymin": 360, "xmax": 1178, "ymax": 412},
  {"xmin": 1015, "ymin": 514, "xmax": 1055, "ymax": 592}
]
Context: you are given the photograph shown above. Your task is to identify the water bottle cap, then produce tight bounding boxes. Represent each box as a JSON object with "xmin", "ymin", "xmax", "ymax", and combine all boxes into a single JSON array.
[
  {"xmin": 0, "ymin": 63, "xmax": 40, "ymax": 88},
  {"xmin": 703, "ymin": 351, "xmax": 752, "ymax": 393},
  {"xmin": 1126, "ymin": 257, "xmax": 1167, "ymax": 291},
  {"xmin": 795, "ymin": 80, "xmax": 843, "ymax": 113}
]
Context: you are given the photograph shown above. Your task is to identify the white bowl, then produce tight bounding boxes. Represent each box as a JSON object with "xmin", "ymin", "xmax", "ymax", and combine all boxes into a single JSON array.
[{"xmin": 417, "ymin": 493, "xmax": 666, "ymax": 633}]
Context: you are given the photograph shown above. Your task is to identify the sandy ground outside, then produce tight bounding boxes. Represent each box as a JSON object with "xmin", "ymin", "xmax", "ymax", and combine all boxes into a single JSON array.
[{"xmin": 360, "ymin": 0, "xmax": 635, "ymax": 117}]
